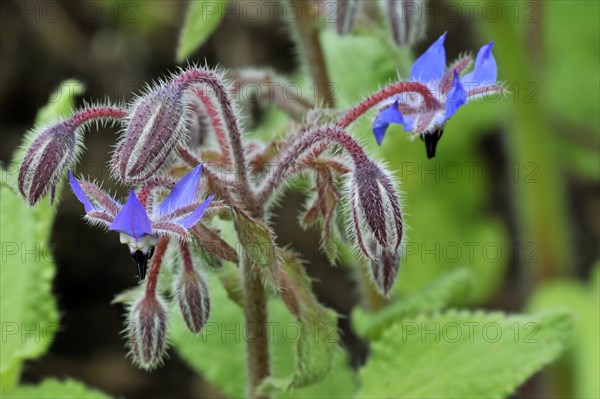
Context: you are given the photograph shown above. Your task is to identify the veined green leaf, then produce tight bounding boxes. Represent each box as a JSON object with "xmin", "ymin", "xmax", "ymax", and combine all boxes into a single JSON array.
[
  {"xmin": 1, "ymin": 79, "xmax": 83, "ymax": 395},
  {"xmin": 353, "ymin": 268, "xmax": 473, "ymax": 340},
  {"xmin": 358, "ymin": 309, "xmax": 573, "ymax": 399}
]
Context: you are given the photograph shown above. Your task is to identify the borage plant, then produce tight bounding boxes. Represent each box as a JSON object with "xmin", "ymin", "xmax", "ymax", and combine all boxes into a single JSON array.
[{"xmin": 17, "ymin": 32, "xmax": 503, "ymax": 394}]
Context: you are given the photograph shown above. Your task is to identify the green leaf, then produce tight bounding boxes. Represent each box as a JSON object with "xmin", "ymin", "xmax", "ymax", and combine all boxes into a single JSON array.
[
  {"xmin": 0, "ymin": 167, "xmax": 59, "ymax": 396},
  {"xmin": 358, "ymin": 309, "xmax": 573, "ymax": 399},
  {"xmin": 177, "ymin": 0, "xmax": 228, "ymax": 62},
  {"xmin": 352, "ymin": 268, "xmax": 473, "ymax": 340},
  {"xmin": 0, "ymin": 79, "xmax": 82, "ymax": 395},
  {"xmin": 232, "ymin": 206, "xmax": 280, "ymax": 285},
  {"xmin": 259, "ymin": 253, "xmax": 339, "ymax": 395},
  {"xmin": 527, "ymin": 265, "xmax": 600, "ymax": 399},
  {"xmin": 7, "ymin": 378, "xmax": 111, "ymax": 399}
]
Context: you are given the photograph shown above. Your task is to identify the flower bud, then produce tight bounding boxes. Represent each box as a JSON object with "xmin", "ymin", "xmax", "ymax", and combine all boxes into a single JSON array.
[
  {"xmin": 386, "ymin": 0, "xmax": 426, "ymax": 48},
  {"xmin": 175, "ymin": 268, "xmax": 210, "ymax": 334},
  {"xmin": 18, "ymin": 120, "xmax": 81, "ymax": 205},
  {"xmin": 114, "ymin": 81, "xmax": 189, "ymax": 183},
  {"xmin": 349, "ymin": 159, "xmax": 404, "ymax": 262},
  {"xmin": 127, "ymin": 292, "xmax": 168, "ymax": 370},
  {"xmin": 368, "ymin": 238, "xmax": 401, "ymax": 295}
]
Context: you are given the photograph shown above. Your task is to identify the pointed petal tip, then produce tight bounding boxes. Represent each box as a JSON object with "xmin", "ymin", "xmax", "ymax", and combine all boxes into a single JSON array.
[
  {"xmin": 156, "ymin": 164, "xmax": 204, "ymax": 218},
  {"xmin": 110, "ymin": 190, "xmax": 152, "ymax": 239},
  {"xmin": 176, "ymin": 194, "xmax": 214, "ymax": 229},
  {"xmin": 69, "ymin": 171, "xmax": 95, "ymax": 213},
  {"xmin": 410, "ymin": 32, "xmax": 448, "ymax": 82},
  {"xmin": 373, "ymin": 125, "xmax": 387, "ymax": 146}
]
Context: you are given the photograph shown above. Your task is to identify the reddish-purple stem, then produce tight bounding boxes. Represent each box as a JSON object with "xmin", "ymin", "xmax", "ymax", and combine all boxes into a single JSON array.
[
  {"xmin": 145, "ymin": 237, "xmax": 168, "ymax": 296},
  {"xmin": 68, "ymin": 106, "xmax": 128, "ymax": 127},
  {"xmin": 258, "ymin": 125, "xmax": 366, "ymax": 204},
  {"xmin": 174, "ymin": 69, "xmax": 256, "ymax": 212},
  {"xmin": 336, "ymin": 81, "xmax": 439, "ymax": 128}
]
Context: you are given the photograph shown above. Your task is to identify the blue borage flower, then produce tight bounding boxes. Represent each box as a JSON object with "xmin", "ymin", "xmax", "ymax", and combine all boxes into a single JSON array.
[
  {"xmin": 373, "ymin": 32, "xmax": 502, "ymax": 158},
  {"xmin": 69, "ymin": 164, "xmax": 213, "ymax": 279}
]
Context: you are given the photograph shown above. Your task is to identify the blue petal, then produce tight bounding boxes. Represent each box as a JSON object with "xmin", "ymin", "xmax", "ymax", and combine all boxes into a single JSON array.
[
  {"xmin": 156, "ymin": 164, "xmax": 203, "ymax": 217},
  {"xmin": 109, "ymin": 190, "xmax": 152, "ymax": 239},
  {"xmin": 445, "ymin": 71, "xmax": 467, "ymax": 121},
  {"xmin": 373, "ymin": 101, "xmax": 406, "ymax": 145},
  {"xmin": 410, "ymin": 32, "xmax": 447, "ymax": 82},
  {"xmin": 176, "ymin": 195, "xmax": 214, "ymax": 229},
  {"xmin": 461, "ymin": 42, "xmax": 497, "ymax": 85},
  {"xmin": 69, "ymin": 172, "xmax": 95, "ymax": 213}
]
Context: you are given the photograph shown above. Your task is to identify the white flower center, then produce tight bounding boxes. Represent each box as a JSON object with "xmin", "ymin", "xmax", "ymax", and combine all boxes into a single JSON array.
[{"xmin": 119, "ymin": 233, "xmax": 158, "ymax": 255}]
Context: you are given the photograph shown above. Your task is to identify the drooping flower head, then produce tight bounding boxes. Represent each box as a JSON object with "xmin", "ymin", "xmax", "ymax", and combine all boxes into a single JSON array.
[
  {"xmin": 373, "ymin": 33, "xmax": 502, "ymax": 158},
  {"xmin": 69, "ymin": 164, "xmax": 213, "ymax": 279}
]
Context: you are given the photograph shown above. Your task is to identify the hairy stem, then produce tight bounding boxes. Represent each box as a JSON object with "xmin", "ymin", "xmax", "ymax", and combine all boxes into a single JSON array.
[
  {"xmin": 175, "ymin": 69, "xmax": 257, "ymax": 212},
  {"xmin": 138, "ymin": 177, "xmax": 176, "ymax": 208},
  {"xmin": 258, "ymin": 125, "xmax": 366, "ymax": 204},
  {"xmin": 337, "ymin": 81, "xmax": 439, "ymax": 128},
  {"xmin": 291, "ymin": 0, "xmax": 336, "ymax": 107},
  {"xmin": 179, "ymin": 241, "xmax": 195, "ymax": 273},
  {"xmin": 69, "ymin": 105, "xmax": 128, "ymax": 126},
  {"xmin": 145, "ymin": 237, "xmax": 169, "ymax": 297},
  {"xmin": 242, "ymin": 255, "xmax": 270, "ymax": 399},
  {"xmin": 188, "ymin": 86, "xmax": 232, "ymax": 164}
]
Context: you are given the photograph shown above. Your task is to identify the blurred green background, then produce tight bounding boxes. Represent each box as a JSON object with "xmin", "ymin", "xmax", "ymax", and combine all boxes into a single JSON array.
[{"xmin": 0, "ymin": 1, "xmax": 598, "ymax": 398}]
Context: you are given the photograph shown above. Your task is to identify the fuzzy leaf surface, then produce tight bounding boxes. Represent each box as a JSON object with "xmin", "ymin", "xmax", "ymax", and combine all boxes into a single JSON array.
[
  {"xmin": 358, "ymin": 310, "xmax": 573, "ymax": 398},
  {"xmin": 352, "ymin": 268, "xmax": 473, "ymax": 340}
]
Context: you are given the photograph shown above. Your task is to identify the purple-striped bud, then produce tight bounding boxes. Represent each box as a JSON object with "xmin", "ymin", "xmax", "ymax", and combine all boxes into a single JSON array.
[
  {"xmin": 349, "ymin": 159, "xmax": 404, "ymax": 267},
  {"xmin": 127, "ymin": 292, "xmax": 168, "ymax": 370},
  {"xmin": 368, "ymin": 238, "xmax": 401, "ymax": 295},
  {"xmin": 18, "ymin": 120, "xmax": 81, "ymax": 205},
  {"xmin": 114, "ymin": 81, "xmax": 189, "ymax": 183},
  {"xmin": 175, "ymin": 268, "xmax": 210, "ymax": 334},
  {"xmin": 386, "ymin": 0, "xmax": 426, "ymax": 47}
]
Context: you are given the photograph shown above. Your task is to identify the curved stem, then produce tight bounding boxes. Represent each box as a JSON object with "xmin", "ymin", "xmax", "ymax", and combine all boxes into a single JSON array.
[
  {"xmin": 68, "ymin": 105, "xmax": 128, "ymax": 127},
  {"xmin": 188, "ymin": 86, "xmax": 232, "ymax": 164},
  {"xmin": 336, "ymin": 81, "xmax": 438, "ymax": 128},
  {"xmin": 258, "ymin": 125, "xmax": 366, "ymax": 204},
  {"xmin": 175, "ymin": 69, "xmax": 256, "ymax": 211}
]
